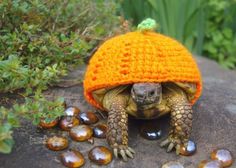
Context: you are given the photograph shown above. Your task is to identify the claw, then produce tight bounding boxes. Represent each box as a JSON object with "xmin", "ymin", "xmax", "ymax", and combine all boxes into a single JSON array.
[
  {"xmin": 114, "ymin": 148, "xmax": 118, "ymax": 158},
  {"xmin": 111, "ymin": 145, "xmax": 135, "ymax": 161},
  {"xmin": 176, "ymin": 144, "xmax": 180, "ymax": 155},
  {"xmin": 167, "ymin": 142, "xmax": 175, "ymax": 152},
  {"xmin": 160, "ymin": 139, "xmax": 170, "ymax": 147},
  {"xmin": 128, "ymin": 147, "xmax": 135, "ymax": 154},
  {"xmin": 126, "ymin": 150, "xmax": 134, "ymax": 158},
  {"xmin": 120, "ymin": 149, "xmax": 128, "ymax": 161}
]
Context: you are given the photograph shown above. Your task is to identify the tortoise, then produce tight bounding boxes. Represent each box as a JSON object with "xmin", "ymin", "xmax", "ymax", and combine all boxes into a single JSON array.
[
  {"xmin": 91, "ymin": 82, "xmax": 196, "ymax": 161},
  {"xmin": 83, "ymin": 19, "xmax": 202, "ymax": 161}
]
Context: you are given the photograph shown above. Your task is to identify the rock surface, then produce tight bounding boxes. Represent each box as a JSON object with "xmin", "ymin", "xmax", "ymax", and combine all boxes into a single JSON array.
[{"xmin": 0, "ymin": 56, "xmax": 236, "ymax": 168}]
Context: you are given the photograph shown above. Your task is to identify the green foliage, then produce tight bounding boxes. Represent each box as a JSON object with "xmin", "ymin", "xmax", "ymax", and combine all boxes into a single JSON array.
[
  {"xmin": 0, "ymin": 122, "xmax": 14, "ymax": 154},
  {"xmin": 203, "ymin": 0, "xmax": 236, "ymax": 69},
  {"xmin": 0, "ymin": 55, "xmax": 64, "ymax": 92},
  {"xmin": 0, "ymin": 0, "xmax": 120, "ymax": 153},
  {"xmin": 119, "ymin": 0, "xmax": 236, "ymax": 69},
  {"xmin": 119, "ymin": 0, "xmax": 206, "ymax": 54}
]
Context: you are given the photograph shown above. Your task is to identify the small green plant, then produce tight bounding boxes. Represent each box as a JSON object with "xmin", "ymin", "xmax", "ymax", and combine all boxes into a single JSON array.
[
  {"xmin": 0, "ymin": 95, "xmax": 64, "ymax": 153},
  {"xmin": 0, "ymin": 0, "xmax": 120, "ymax": 153}
]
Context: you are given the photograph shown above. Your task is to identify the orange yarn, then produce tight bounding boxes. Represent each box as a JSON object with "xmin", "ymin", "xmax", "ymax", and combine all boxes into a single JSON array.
[{"xmin": 83, "ymin": 31, "xmax": 202, "ymax": 109}]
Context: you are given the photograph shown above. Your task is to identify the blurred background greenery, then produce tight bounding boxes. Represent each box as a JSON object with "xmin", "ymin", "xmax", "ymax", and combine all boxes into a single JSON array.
[
  {"xmin": 119, "ymin": 0, "xmax": 236, "ymax": 69},
  {"xmin": 0, "ymin": 0, "xmax": 235, "ymax": 154}
]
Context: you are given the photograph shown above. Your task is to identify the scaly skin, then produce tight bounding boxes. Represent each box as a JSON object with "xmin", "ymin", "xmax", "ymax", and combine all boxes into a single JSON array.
[
  {"xmin": 106, "ymin": 95, "xmax": 135, "ymax": 161},
  {"xmin": 97, "ymin": 83, "xmax": 195, "ymax": 161},
  {"xmin": 160, "ymin": 93, "xmax": 193, "ymax": 154}
]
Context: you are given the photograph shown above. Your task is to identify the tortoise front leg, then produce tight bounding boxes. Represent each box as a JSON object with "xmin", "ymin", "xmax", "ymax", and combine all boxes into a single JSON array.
[
  {"xmin": 160, "ymin": 96, "xmax": 193, "ymax": 154},
  {"xmin": 106, "ymin": 96, "xmax": 135, "ymax": 161}
]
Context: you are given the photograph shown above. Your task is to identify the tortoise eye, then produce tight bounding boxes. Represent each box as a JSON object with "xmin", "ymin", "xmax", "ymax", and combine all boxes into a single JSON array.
[{"xmin": 150, "ymin": 91, "xmax": 155, "ymax": 96}]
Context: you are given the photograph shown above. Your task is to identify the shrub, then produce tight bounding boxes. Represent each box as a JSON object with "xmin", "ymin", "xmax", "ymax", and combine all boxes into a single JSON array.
[{"xmin": 0, "ymin": 0, "xmax": 120, "ymax": 153}]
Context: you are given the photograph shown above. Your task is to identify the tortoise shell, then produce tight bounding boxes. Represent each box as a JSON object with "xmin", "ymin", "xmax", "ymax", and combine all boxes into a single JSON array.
[
  {"xmin": 83, "ymin": 31, "xmax": 202, "ymax": 110},
  {"xmin": 91, "ymin": 82, "xmax": 196, "ymax": 118}
]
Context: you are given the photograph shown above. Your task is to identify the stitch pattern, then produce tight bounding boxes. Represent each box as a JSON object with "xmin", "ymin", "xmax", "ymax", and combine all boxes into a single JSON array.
[{"xmin": 83, "ymin": 31, "xmax": 202, "ymax": 109}]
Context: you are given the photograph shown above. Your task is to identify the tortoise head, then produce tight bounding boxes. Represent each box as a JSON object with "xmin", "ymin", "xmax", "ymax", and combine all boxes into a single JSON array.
[{"xmin": 131, "ymin": 83, "xmax": 162, "ymax": 105}]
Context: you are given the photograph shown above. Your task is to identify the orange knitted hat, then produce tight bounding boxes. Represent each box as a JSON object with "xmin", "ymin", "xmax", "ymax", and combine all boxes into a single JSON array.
[{"xmin": 83, "ymin": 19, "xmax": 202, "ymax": 109}]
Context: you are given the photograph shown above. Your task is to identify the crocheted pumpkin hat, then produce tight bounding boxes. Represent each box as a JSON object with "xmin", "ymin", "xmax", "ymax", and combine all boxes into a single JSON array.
[{"xmin": 83, "ymin": 19, "xmax": 202, "ymax": 109}]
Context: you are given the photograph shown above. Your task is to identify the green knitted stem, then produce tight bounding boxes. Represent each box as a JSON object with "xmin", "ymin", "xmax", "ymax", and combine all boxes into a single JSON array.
[{"xmin": 137, "ymin": 18, "xmax": 157, "ymax": 32}]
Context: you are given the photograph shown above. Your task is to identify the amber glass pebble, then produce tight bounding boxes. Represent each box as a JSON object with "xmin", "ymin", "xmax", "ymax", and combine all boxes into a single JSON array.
[
  {"xmin": 70, "ymin": 125, "xmax": 93, "ymax": 141},
  {"xmin": 93, "ymin": 124, "xmax": 107, "ymax": 138},
  {"xmin": 88, "ymin": 146, "xmax": 112, "ymax": 165},
  {"xmin": 161, "ymin": 161, "xmax": 184, "ymax": 168},
  {"xmin": 198, "ymin": 160, "xmax": 223, "ymax": 168},
  {"xmin": 46, "ymin": 136, "xmax": 68, "ymax": 151},
  {"xmin": 140, "ymin": 123, "xmax": 162, "ymax": 140},
  {"xmin": 211, "ymin": 149, "xmax": 233, "ymax": 167},
  {"xmin": 65, "ymin": 106, "xmax": 80, "ymax": 116},
  {"xmin": 60, "ymin": 116, "xmax": 80, "ymax": 131},
  {"xmin": 78, "ymin": 112, "xmax": 99, "ymax": 125},
  {"xmin": 39, "ymin": 118, "xmax": 58, "ymax": 129},
  {"xmin": 61, "ymin": 150, "xmax": 85, "ymax": 168},
  {"xmin": 179, "ymin": 140, "xmax": 197, "ymax": 156}
]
